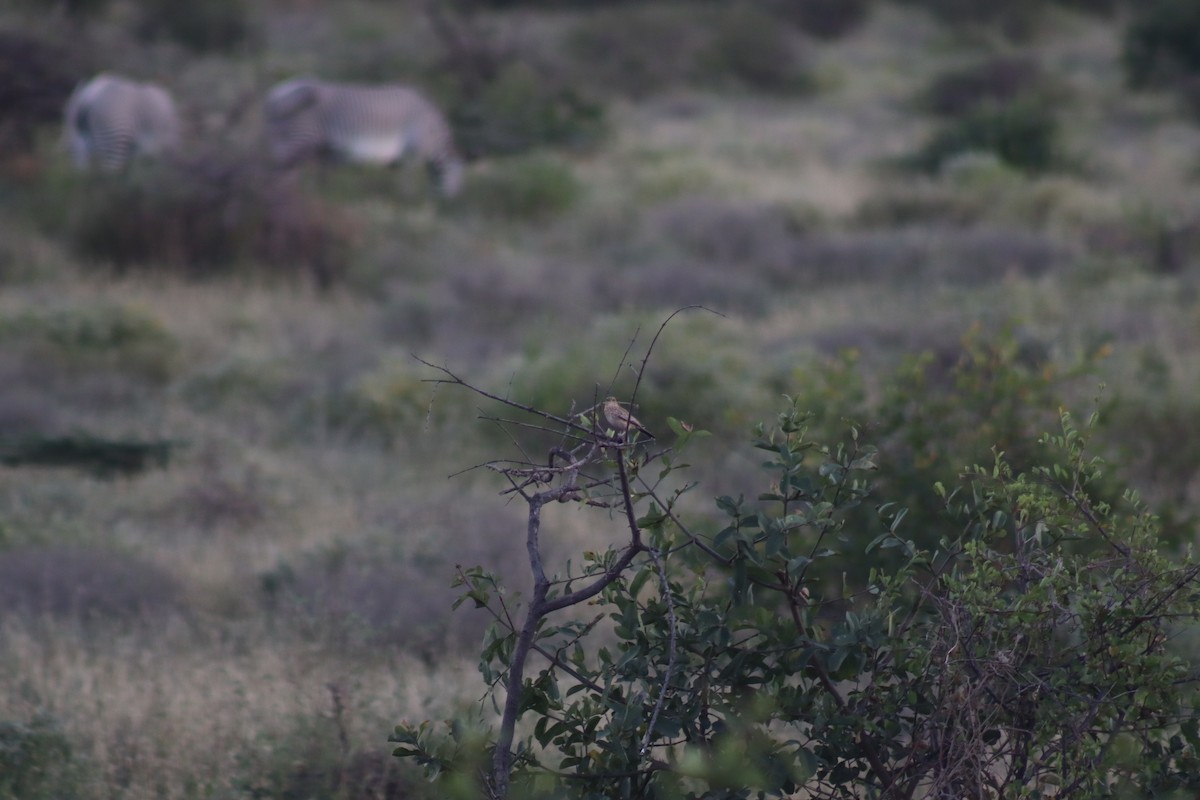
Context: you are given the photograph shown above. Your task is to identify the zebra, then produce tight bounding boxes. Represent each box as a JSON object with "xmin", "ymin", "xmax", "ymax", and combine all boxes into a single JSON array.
[
  {"xmin": 62, "ymin": 73, "xmax": 182, "ymax": 171},
  {"xmin": 262, "ymin": 77, "xmax": 465, "ymax": 197}
]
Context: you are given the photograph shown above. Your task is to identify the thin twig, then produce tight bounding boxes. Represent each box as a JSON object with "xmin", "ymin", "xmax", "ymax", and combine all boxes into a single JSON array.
[{"xmin": 640, "ymin": 545, "xmax": 678, "ymax": 759}]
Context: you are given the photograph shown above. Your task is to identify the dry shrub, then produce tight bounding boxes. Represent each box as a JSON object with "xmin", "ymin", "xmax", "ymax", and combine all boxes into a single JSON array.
[
  {"xmin": 1082, "ymin": 210, "xmax": 1200, "ymax": 274},
  {"xmin": 854, "ymin": 182, "xmax": 993, "ymax": 227},
  {"xmin": 592, "ymin": 258, "xmax": 776, "ymax": 315},
  {"xmin": 69, "ymin": 155, "xmax": 354, "ymax": 286},
  {"xmin": 174, "ymin": 473, "xmax": 267, "ymax": 532},
  {"xmin": 585, "ymin": 196, "xmax": 812, "ymax": 312},
  {"xmin": 0, "ymin": 546, "xmax": 181, "ymax": 622},
  {"xmin": 261, "ymin": 502, "xmax": 530, "ymax": 656},
  {"xmin": 646, "ymin": 196, "xmax": 809, "ymax": 269},
  {"xmin": 788, "ymin": 225, "xmax": 1069, "ymax": 286}
]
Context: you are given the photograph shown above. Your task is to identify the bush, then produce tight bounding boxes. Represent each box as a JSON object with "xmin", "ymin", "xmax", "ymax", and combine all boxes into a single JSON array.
[
  {"xmin": 65, "ymin": 159, "xmax": 353, "ymax": 286},
  {"xmin": 563, "ymin": 5, "xmax": 718, "ymax": 98},
  {"xmin": 0, "ymin": 303, "xmax": 180, "ymax": 384},
  {"xmin": 0, "ymin": 715, "xmax": 76, "ymax": 800},
  {"xmin": 323, "ymin": 358, "xmax": 436, "ymax": 444},
  {"xmin": 765, "ymin": 0, "xmax": 875, "ymax": 40},
  {"xmin": 0, "ymin": 433, "xmax": 174, "ymax": 477},
  {"xmin": 917, "ymin": 55, "xmax": 1057, "ymax": 117},
  {"xmin": 447, "ymin": 62, "xmax": 606, "ymax": 159},
  {"xmin": 0, "ymin": 32, "xmax": 90, "ymax": 159},
  {"xmin": 261, "ymin": 534, "xmax": 504, "ymax": 655},
  {"xmin": 893, "ymin": 0, "xmax": 1044, "ymax": 38},
  {"xmin": 907, "ymin": 96, "xmax": 1065, "ymax": 174},
  {"xmin": 393, "ymin": 363, "xmax": 1200, "ymax": 798},
  {"xmin": 12, "ymin": 0, "xmax": 112, "ymax": 17},
  {"xmin": 700, "ymin": 6, "xmax": 814, "ymax": 94},
  {"xmin": 565, "ymin": 4, "xmax": 812, "ymax": 97},
  {"xmin": 234, "ymin": 711, "xmax": 426, "ymax": 800},
  {"xmin": 0, "ymin": 547, "xmax": 181, "ymax": 621},
  {"xmin": 1122, "ymin": 0, "xmax": 1200, "ymax": 89},
  {"xmin": 457, "ymin": 155, "xmax": 581, "ymax": 220},
  {"xmin": 133, "ymin": 0, "xmax": 256, "ymax": 53}
]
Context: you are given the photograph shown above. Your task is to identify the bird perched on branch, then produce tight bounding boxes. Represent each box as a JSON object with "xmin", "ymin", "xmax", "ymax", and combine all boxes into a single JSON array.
[{"xmin": 603, "ymin": 396, "xmax": 654, "ymax": 440}]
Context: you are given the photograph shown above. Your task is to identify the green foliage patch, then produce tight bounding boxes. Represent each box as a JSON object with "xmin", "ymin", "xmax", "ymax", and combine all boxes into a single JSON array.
[
  {"xmin": 457, "ymin": 155, "xmax": 582, "ymax": 220},
  {"xmin": 1123, "ymin": 0, "xmax": 1200, "ymax": 88},
  {"xmin": 395, "ymin": 380, "xmax": 1200, "ymax": 798},
  {"xmin": 765, "ymin": 0, "xmax": 876, "ymax": 40},
  {"xmin": 906, "ymin": 96, "xmax": 1067, "ymax": 174},
  {"xmin": 0, "ymin": 303, "xmax": 180, "ymax": 383},
  {"xmin": 447, "ymin": 62, "xmax": 606, "ymax": 160},
  {"xmin": 0, "ymin": 434, "xmax": 173, "ymax": 477},
  {"xmin": 0, "ymin": 715, "xmax": 77, "ymax": 800},
  {"xmin": 132, "ymin": 0, "xmax": 256, "ymax": 53},
  {"xmin": 916, "ymin": 55, "xmax": 1062, "ymax": 118}
]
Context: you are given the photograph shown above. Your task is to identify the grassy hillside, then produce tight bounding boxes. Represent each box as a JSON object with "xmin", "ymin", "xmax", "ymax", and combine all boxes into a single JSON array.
[{"xmin": 1, "ymin": 1, "xmax": 1199, "ymax": 797}]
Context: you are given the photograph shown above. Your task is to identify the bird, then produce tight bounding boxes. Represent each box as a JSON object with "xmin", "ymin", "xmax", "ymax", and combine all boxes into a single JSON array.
[{"xmin": 602, "ymin": 396, "xmax": 654, "ymax": 440}]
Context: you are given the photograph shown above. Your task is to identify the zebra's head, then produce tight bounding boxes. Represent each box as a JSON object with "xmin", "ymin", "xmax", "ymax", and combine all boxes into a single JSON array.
[{"xmin": 263, "ymin": 77, "xmax": 323, "ymax": 168}]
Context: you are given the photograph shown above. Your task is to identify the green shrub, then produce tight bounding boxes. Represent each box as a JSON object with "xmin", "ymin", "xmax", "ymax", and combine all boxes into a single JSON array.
[
  {"xmin": 893, "ymin": 0, "xmax": 1044, "ymax": 37},
  {"xmin": 1054, "ymin": 0, "xmax": 1124, "ymax": 13},
  {"xmin": 700, "ymin": 6, "xmax": 814, "ymax": 94},
  {"xmin": 1122, "ymin": 0, "xmax": 1200, "ymax": 89},
  {"xmin": 12, "ymin": 0, "xmax": 113, "ymax": 18},
  {"xmin": 0, "ymin": 303, "xmax": 180, "ymax": 383},
  {"xmin": 324, "ymin": 359, "xmax": 436, "ymax": 444},
  {"xmin": 0, "ymin": 715, "xmax": 76, "ymax": 800},
  {"xmin": 916, "ymin": 55, "xmax": 1058, "ymax": 117},
  {"xmin": 776, "ymin": 326, "xmax": 1117, "ymax": 586},
  {"xmin": 133, "ymin": 0, "xmax": 256, "ymax": 53},
  {"xmin": 0, "ymin": 434, "xmax": 174, "ymax": 477},
  {"xmin": 766, "ymin": 0, "xmax": 876, "ymax": 40},
  {"xmin": 564, "ymin": 5, "xmax": 714, "ymax": 98},
  {"xmin": 394, "ymin": 368, "xmax": 1200, "ymax": 798},
  {"xmin": 447, "ymin": 62, "xmax": 606, "ymax": 159},
  {"xmin": 235, "ymin": 713, "xmax": 425, "ymax": 800},
  {"xmin": 458, "ymin": 155, "xmax": 581, "ymax": 220},
  {"xmin": 907, "ymin": 96, "xmax": 1065, "ymax": 174}
]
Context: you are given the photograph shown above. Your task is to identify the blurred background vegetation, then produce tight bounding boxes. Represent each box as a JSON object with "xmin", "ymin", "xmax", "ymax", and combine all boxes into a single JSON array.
[{"xmin": 2, "ymin": 0, "xmax": 1200, "ymax": 797}]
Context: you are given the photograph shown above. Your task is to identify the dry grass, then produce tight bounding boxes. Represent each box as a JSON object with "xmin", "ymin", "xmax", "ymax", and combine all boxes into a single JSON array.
[{"xmin": 0, "ymin": 616, "xmax": 474, "ymax": 799}]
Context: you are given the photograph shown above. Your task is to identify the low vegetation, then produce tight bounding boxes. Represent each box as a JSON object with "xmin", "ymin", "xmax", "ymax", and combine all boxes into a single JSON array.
[{"xmin": 0, "ymin": 1, "xmax": 1198, "ymax": 798}]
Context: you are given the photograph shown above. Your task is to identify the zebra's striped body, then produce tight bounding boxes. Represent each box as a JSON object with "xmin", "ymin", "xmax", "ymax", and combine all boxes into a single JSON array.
[
  {"xmin": 63, "ymin": 74, "xmax": 182, "ymax": 171},
  {"xmin": 263, "ymin": 78, "xmax": 464, "ymax": 197}
]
